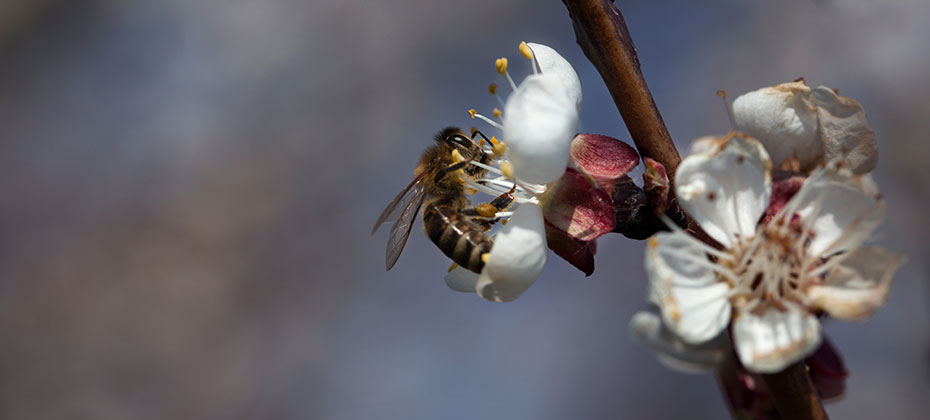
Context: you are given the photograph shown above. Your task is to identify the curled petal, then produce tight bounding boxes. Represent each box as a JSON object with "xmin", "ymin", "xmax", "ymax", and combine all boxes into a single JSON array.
[
  {"xmin": 732, "ymin": 303, "xmax": 822, "ymax": 373},
  {"xmin": 569, "ymin": 133, "xmax": 639, "ymax": 180},
  {"xmin": 806, "ymin": 337, "xmax": 849, "ymax": 401},
  {"xmin": 689, "ymin": 135, "xmax": 724, "ymax": 155},
  {"xmin": 444, "ymin": 267, "xmax": 479, "ymax": 293},
  {"xmin": 675, "ymin": 134, "xmax": 771, "ymax": 248},
  {"xmin": 811, "ymin": 86, "xmax": 877, "ymax": 174},
  {"xmin": 808, "ymin": 246, "xmax": 904, "ymax": 320},
  {"xmin": 527, "ymin": 42, "xmax": 582, "ymax": 111},
  {"xmin": 791, "ymin": 167, "xmax": 883, "ymax": 256},
  {"xmin": 646, "ymin": 231, "xmax": 732, "ymax": 344},
  {"xmin": 503, "ymin": 74, "xmax": 578, "ymax": 184},
  {"xmin": 732, "ymin": 82, "xmax": 822, "ymax": 169},
  {"xmin": 544, "ymin": 220, "xmax": 595, "ymax": 276},
  {"xmin": 540, "ymin": 168, "xmax": 615, "ymax": 242},
  {"xmin": 477, "ymin": 204, "xmax": 548, "ymax": 302},
  {"xmin": 629, "ymin": 311, "xmax": 727, "ymax": 373}
]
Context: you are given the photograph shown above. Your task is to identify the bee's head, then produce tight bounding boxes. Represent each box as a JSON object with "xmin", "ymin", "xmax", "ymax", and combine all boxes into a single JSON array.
[{"xmin": 437, "ymin": 127, "xmax": 481, "ymax": 156}]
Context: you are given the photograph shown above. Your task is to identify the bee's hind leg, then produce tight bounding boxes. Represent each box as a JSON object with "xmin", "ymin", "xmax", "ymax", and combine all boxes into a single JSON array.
[{"xmin": 460, "ymin": 185, "xmax": 517, "ymax": 230}]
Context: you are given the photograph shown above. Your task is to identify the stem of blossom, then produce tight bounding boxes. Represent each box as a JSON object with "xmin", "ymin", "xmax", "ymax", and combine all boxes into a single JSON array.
[
  {"xmin": 561, "ymin": 0, "xmax": 681, "ymax": 179},
  {"xmin": 562, "ymin": 2, "xmax": 830, "ymax": 420},
  {"xmin": 762, "ymin": 362, "xmax": 830, "ymax": 420}
]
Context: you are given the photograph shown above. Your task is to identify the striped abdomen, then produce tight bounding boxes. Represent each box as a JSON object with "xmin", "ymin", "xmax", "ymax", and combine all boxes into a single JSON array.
[{"xmin": 422, "ymin": 202, "xmax": 493, "ymax": 273}]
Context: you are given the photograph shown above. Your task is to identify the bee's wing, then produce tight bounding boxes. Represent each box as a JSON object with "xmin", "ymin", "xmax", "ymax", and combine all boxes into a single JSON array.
[
  {"xmin": 373, "ymin": 167, "xmax": 434, "ymax": 271},
  {"xmin": 384, "ymin": 181, "xmax": 427, "ymax": 270},
  {"xmin": 372, "ymin": 169, "xmax": 430, "ymax": 235}
]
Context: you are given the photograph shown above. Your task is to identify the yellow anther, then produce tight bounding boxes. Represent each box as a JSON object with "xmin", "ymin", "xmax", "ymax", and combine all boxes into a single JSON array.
[
  {"xmin": 453, "ymin": 168, "xmax": 466, "ymax": 182},
  {"xmin": 467, "ymin": 109, "xmax": 477, "ymax": 118},
  {"xmin": 495, "ymin": 57, "xmax": 508, "ymax": 75},
  {"xmin": 451, "ymin": 149, "xmax": 465, "ymax": 163},
  {"xmin": 501, "ymin": 219, "xmax": 509, "ymax": 225},
  {"xmin": 519, "ymin": 41, "xmax": 534, "ymax": 60},
  {"xmin": 500, "ymin": 161, "xmax": 514, "ymax": 179},
  {"xmin": 476, "ymin": 203, "xmax": 498, "ymax": 218},
  {"xmin": 481, "ymin": 253, "xmax": 491, "ymax": 264},
  {"xmin": 468, "ymin": 188, "xmax": 477, "ymax": 195},
  {"xmin": 447, "ymin": 262, "xmax": 459, "ymax": 272},
  {"xmin": 479, "ymin": 138, "xmax": 486, "ymax": 147},
  {"xmin": 492, "ymin": 108, "xmax": 502, "ymax": 119},
  {"xmin": 492, "ymin": 140, "xmax": 507, "ymax": 157},
  {"xmin": 488, "ymin": 83, "xmax": 498, "ymax": 95}
]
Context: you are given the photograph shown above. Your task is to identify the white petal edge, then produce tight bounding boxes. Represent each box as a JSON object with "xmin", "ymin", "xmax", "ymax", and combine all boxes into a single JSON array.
[
  {"xmin": 476, "ymin": 204, "xmax": 548, "ymax": 302},
  {"xmin": 811, "ymin": 86, "xmax": 878, "ymax": 174},
  {"xmin": 790, "ymin": 166, "xmax": 883, "ymax": 256},
  {"xmin": 807, "ymin": 246, "xmax": 904, "ymax": 320},
  {"xmin": 675, "ymin": 135, "xmax": 771, "ymax": 248},
  {"xmin": 732, "ymin": 82, "xmax": 822, "ymax": 169},
  {"xmin": 503, "ymin": 73, "xmax": 578, "ymax": 185},
  {"xmin": 645, "ymin": 231, "xmax": 732, "ymax": 344},
  {"xmin": 527, "ymin": 42, "xmax": 582, "ymax": 112},
  {"xmin": 732, "ymin": 303, "xmax": 822, "ymax": 373},
  {"xmin": 444, "ymin": 267, "xmax": 479, "ymax": 293},
  {"xmin": 629, "ymin": 311, "xmax": 727, "ymax": 373}
]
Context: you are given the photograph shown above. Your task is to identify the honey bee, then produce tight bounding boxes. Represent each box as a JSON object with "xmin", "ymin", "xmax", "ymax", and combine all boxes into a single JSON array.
[{"xmin": 372, "ymin": 127, "xmax": 514, "ymax": 273}]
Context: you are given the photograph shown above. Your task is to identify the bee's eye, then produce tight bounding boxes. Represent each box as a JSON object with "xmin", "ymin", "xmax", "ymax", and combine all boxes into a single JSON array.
[{"xmin": 448, "ymin": 135, "xmax": 472, "ymax": 149}]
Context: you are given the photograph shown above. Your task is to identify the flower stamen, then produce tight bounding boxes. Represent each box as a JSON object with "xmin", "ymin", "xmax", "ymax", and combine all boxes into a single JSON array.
[
  {"xmin": 467, "ymin": 108, "xmax": 504, "ymax": 130},
  {"xmin": 488, "ymin": 83, "xmax": 506, "ymax": 108},
  {"xmin": 518, "ymin": 41, "xmax": 538, "ymax": 75},
  {"xmin": 495, "ymin": 57, "xmax": 518, "ymax": 91}
]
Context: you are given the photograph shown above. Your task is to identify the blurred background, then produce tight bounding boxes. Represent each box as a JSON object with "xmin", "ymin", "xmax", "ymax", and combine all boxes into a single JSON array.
[{"xmin": 0, "ymin": 0, "xmax": 926, "ymax": 419}]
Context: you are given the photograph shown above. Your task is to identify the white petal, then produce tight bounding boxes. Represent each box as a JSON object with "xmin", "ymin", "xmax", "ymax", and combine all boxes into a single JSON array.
[
  {"xmin": 732, "ymin": 82, "xmax": 822, "ymax": 169},
  {"xmin": 503, "ymin": 73, "xmax": 578, "ymax": 184},
  {"xmin": 629, "ymin": 311, "xmax": 727, "ymax": 373},
  {"xmin": 527, "ymin": 42, "xmax": 582, "ymax": 111},
  {"xmin": 444, "ymin": 267, "xmax": 479, "ymax": 293},
  {"xmin": 733, "ymin": 304, "xmax": 822, "ymax": 373},
  {"xmin": 645, "ymin": 231, "xmax": 732, "ymax": 343},
  {"xmin": 808, "ymin": 246, "xmax": 904, "ymax": 320},
  {"xmin": 675, "ymin": 135, "xmax": 771, "ymax": 248},
  {"xmin": 791, "ymin": 167, "xmax": 883, "ymax": 256},
  {"xmin": 688, "ymin": 135, "xmax": 723, "ymax": 155},
  {"xmin": 476, "ymin": 204, "xmax": 548, "ymax": 302},
  {"xmin": 811, "ymin": 86, "xmax": 878, "ymax": 174}
]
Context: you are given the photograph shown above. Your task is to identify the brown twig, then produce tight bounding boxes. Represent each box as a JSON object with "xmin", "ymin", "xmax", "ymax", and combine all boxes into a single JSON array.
[
  {"xmin": 561, "ymin": 1, "xmax": 831, "ymax": 419},
  {"xmin": 561, "ymin": 0, "xmax": 680, "ymax": 179},
  {"xmin": 762, "ymin": 362, "xmax": 830, "ymax": 420}
]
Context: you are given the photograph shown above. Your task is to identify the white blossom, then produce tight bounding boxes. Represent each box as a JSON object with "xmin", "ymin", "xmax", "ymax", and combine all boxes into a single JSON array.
[
  {"xmin": 644, "ymin": 133, "xmax": 902, "ymax": 373},
  {"xmin": 445, "ymin": 42, "xmax": 581, "ymax": 302},
  {"xmin": 732, "ymin": 81, "xmax": 878, "ymax": 174}
]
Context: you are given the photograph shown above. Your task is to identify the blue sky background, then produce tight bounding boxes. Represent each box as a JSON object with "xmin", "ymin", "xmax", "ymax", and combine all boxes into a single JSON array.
[{"xmin": 0, "ymin": 1, "xmax": 926, "ymax": 419}]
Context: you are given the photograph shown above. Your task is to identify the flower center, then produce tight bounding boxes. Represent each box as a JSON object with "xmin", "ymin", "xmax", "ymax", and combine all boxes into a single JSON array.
[{"xmin": 724, "ymin": 218, "xmax": 819, "ymax": 313}]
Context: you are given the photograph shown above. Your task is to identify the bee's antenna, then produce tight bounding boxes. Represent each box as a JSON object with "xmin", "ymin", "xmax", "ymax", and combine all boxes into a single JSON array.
[{"xmin": 470, "ymin": 129, "xmax": 490, "ymax": 144}]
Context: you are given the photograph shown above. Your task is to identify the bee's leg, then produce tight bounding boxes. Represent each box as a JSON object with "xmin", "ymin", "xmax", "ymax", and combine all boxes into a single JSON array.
[
  {"xmin": 459, "ymin": 211, "xmax": 498, "ymax": 232},
  {"xmin": 487, "ymin": 184, "xmax": 517, "ymax": 211},
  {"xmin": 462, "ymin": 185, "xmax": 517, "ymax": 229},
  {"xmin": 433, "ymin": 160, "xmax": 470, "ymax": 183}
]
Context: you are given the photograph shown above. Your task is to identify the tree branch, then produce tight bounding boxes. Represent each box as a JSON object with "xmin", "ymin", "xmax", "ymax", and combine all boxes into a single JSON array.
[
  {"xmin": 561, "ymin": 1, "xmax": 831, "ymax": 419},
  {"xmin": 762, "ymin": 362, "xmax": 830, "ymax": 420},
  {"xmin": 561, "ymin": 0, "xmax": 680, "ymax": 179}
]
